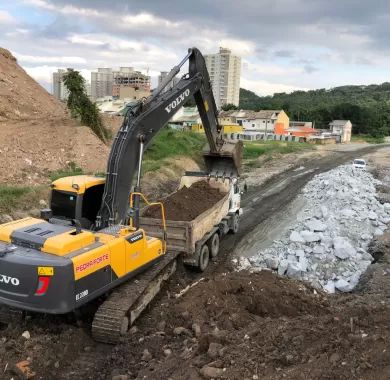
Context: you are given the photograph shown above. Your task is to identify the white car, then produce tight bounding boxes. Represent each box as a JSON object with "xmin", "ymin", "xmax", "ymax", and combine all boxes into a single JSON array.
[{"xmin": 353, "ymin": 158, "xmax": 366, "ymax": 169}]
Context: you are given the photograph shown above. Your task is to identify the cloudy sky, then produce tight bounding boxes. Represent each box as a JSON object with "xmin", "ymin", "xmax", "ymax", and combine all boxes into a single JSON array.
[{"xmin": 1, "ymin": 0, "xmax": 389, "ymax": 96}]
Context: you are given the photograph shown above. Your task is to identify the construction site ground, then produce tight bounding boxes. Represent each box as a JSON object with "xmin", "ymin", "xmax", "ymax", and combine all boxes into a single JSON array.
[{"xmin": 1, "ymin": 144, "xmax": 389, "ymax": 380}]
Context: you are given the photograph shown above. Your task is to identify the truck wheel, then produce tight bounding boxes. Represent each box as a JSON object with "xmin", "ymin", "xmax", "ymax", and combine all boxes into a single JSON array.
[
  {"xmin": 208, "ymin": 233, "xmax": 220, "ymax": 258},
  {"xmin": 230, "ymin": 214, "xmax": 239, "ymax": 234},
  {"xmin": 198, "ymin": 244, "xmax": 210, "ymax": 272}
]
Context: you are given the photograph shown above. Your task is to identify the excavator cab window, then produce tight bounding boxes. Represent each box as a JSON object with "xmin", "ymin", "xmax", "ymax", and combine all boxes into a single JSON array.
[
  {"xmin": 81, "ymin": 184, "xmax": 105, "ymax": 228},
  {"xmin": 51, "ymin": 190, "xmax": 76, "ymax": 220}
]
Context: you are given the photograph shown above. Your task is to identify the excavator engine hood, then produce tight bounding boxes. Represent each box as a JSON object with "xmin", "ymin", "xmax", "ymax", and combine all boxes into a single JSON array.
[{"xmin": 203, "ymin": 140, "xmax": 243, "ymax": 179}]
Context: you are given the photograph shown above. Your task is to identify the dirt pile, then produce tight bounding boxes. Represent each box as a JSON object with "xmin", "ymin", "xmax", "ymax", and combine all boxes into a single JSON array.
[
  {"xmin": 0, "ymin": 48, "xmax": 66, "ymax": 121},
  {"xmin": 143, "ymin": 180, "xmax": 225, "ymax": 221},
  {"xmin": 0, "ymin": 47, "xmax": 110, "ymax": 184},
  {"xmin": 91, "ymin": 244, "xmax": 390, "ymax": 380}
]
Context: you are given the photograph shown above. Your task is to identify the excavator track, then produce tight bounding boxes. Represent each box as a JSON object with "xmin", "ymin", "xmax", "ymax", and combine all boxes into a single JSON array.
[
  {"xmin": 0, "ymin": 305, "xmax": 24, "ymax": 325},
  {"xmin": 92, "ymin": 252, "xmax": 178, "ymax": 344}
]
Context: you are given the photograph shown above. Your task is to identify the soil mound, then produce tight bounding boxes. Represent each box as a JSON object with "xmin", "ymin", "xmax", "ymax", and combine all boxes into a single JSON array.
[
  {"xmin": 143, "ymin": 180, "xmax": 225, "ymax": 221},
  {"xmin": 0, "ymin": 47, "xmax": 110, "ymax": 184},
  {"xmin": 174, "ymin": 271, "xmax": 328, "ymax": 329},
  {"xmin": 0, "ymin": 48, "xmax": 66, "ymax": 121}
]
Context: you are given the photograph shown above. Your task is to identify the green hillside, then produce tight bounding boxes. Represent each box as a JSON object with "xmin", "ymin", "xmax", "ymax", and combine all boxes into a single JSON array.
[{"xmin": 239, "ymin": 84, "xmax": 390, "ymax": 136}]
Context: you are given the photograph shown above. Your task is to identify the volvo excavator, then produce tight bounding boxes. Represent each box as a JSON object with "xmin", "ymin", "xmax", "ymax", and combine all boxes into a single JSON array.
[{"xmin": 0, "ymin": 48, "xmax": 242, "ymax": 343}]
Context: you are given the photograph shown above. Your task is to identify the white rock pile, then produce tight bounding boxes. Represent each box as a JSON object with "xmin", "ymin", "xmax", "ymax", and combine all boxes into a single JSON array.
[{"xmin": 238, "ymin": 165, "xmax": 390, "ymax": 293}]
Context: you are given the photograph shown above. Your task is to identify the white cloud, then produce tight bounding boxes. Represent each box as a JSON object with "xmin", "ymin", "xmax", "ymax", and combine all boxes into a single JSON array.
[
  {"xmin": 14, "ymin": 52, "xmax": 87, "ymax": 64},
  {"xmin": 243, "ymin": 60, "xmax": 301, "ymax": 76},
  {"xmin": 240, "ymin": 77, "xmax": 308, "ymax": 96},
  {"xmin": 67, "ymin": 34, "xmax": 106, "ymax": 46},
  {"xmin": 0, "ymin": 10, "xmax": 15, "ymax": 24},
  {"xmin": 121, "ymin": 12, "xmax": 183, "ymax": 30},
  {"xmin": 218, "ymin": 39, "xmax": 255, "ymax": 57},
  {"xmin": 24, "ymin": 0, "xmax": 101, "ymax": 16},
  {"xmin": 24, "ymin": 65, "xmax": 57, "ymax": 85}
]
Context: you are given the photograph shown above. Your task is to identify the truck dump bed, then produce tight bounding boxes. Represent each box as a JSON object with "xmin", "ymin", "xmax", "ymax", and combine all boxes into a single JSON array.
[{"xmin": 140, "ymin": 177, "xmax": 230, "ymax": 255}]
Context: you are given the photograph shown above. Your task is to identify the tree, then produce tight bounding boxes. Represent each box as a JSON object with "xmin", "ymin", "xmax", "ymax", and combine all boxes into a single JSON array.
[
  {"xmin": 221, "ymin": 103, "xmax": 238, "ymax": 111},
  {"xmin": 63, "ymin": 69, "xmax": 110, "ymax": 142}
]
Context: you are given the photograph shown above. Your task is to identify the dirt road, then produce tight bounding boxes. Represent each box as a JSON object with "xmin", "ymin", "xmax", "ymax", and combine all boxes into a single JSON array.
[{"xmin": 0, "ymin": 143, "xmax": 388, "ymax": 380}]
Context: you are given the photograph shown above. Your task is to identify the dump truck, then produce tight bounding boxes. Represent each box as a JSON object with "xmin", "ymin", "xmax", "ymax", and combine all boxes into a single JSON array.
[{"xmin": 140, "ymin": 174, "xmax": 242, "ymax": 271}]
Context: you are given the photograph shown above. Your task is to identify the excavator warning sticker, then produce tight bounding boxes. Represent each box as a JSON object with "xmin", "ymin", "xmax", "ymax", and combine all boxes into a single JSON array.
[{"xmin": 37, "ymin": 267, "xmax": 54, "ymax": 276}]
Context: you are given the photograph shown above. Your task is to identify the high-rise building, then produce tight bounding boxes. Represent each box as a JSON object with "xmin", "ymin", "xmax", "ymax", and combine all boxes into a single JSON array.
[
  {"xmin": 157, "ymin": 71, "xmax": 180, "ymax": 92},
  {"xmin": 91, "ymin": 68, "xmax": 113, "ymax": 100},
  {"xmin": 204, "ymin": 47, "xmax": 241, "ymax": 110},
  {"xmin": 52, "ymin": 69, "xmax": 69, "ymax": 101},
  {"xmin": 91, "ymin": 67, "xmax": 151, "ymax": 100},
  {"xmin": 112, "ymin": 68, "xmax": 151, "ymax": 99}
]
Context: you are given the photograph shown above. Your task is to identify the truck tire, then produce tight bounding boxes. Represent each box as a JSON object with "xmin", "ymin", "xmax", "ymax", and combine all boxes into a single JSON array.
[
  {"xmin": 208, "ymin": 233, "xmax": 220, "ymax": 258},
  {"xmin": 198, "ymin": 244, "xmax": 210, "ymax": 272},
  {"xmin": 230, "ymin": 214, "xmax": 239, "ymax": 234}
]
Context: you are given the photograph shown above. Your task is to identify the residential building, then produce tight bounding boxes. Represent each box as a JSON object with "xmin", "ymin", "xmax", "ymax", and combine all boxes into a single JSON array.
[
  {"xmin": 91, "ymin": 68, "xmax": 113, "ymax": 100},
  {"xmin": 52, "ymin": 69, "xmax": 69, "ymax": 101},
  {"xmin": 113, "ymin": 86, "xmax": 151, "ymax": 100},
  {"xmin": 91, "ymin": 67, "xmax": 151, "ymax": 100},
  {"xmin": 289, "ymin": 121, "xmax": 313, "ymax": 129},
  {"xmin": 329, "ymin": 120, "xmax": 352, "ymax": 143},
  {"xmin": 157, "ymin": 71, "xmax": 180, "ymax": 92},
  {"xmin": 112, "ymin": 68, "xmax": 151, "ymax": 99},
  {"xmin": 168, "ymin": 106, "xmax": 201, "ymax": 129},
  {"xmin": 205, "ymin": 47, "xmax": 241, "ymax": 110},
  {"xmin": 219, "ymin": 109, "xmax": 289, "ymax": 133}
]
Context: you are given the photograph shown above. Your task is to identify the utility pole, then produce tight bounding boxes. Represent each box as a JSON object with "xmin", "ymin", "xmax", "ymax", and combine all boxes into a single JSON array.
[{"xmin": 265, "ymin": 119, "xmax": 268, "ymax": 141}]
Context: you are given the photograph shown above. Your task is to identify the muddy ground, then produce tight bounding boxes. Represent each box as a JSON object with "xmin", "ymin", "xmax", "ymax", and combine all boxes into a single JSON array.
[{"xmin": 0, "ymin": 144, "xmax": 389, "ymax": 380}]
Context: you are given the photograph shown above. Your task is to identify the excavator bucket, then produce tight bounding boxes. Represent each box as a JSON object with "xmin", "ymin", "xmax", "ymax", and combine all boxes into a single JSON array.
[{"xmin": 202, "ymin": 140, "xmax": 243, "ymax": 179}]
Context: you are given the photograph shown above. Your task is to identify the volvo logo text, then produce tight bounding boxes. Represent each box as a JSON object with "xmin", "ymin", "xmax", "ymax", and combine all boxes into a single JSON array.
[
  {"xmin": 165, "ymin": 89, "xmax": 190, "ymax": 113},
  {"xmin": 0, "ymin": 274, "xmax": 20, "ymax": 286}
]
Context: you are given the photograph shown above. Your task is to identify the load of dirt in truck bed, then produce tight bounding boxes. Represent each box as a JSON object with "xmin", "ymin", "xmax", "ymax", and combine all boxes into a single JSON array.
[{"xmin": 142, "ymin": 180, "xmax": 225, "ymax": 221}]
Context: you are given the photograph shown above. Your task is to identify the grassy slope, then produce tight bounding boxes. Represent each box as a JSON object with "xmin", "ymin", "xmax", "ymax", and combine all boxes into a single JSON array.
[
  {"xmin": 0, "ymin": 130, "xmax": 315, "ymax": 213},
  {"xmin": 142, "ymin": 129, "xmax": 206, "ymax": 173},
  {"xmin": 0, "ymin": 185, "xmax": 48, "ymax": 214},
  {"xmin": 243, "ymin": 140, "xmax": 315, "ymax": 168}
]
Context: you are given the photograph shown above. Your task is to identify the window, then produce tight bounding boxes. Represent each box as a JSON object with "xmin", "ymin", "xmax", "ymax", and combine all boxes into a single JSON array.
[{"xmin": 51, "ymin": 190, "xmax": 76, "ymax": 219}]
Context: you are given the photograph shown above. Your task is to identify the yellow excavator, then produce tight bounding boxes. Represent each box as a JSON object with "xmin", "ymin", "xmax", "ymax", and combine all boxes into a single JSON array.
[{"xmin": 0, "ymin": 48, "xmax": 242, "ymax": 343}]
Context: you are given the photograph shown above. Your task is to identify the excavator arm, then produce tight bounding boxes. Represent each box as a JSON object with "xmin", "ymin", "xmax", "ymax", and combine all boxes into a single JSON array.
[{"xmin": 96, "ymin": 48, "xmax": 242, "ymax": 228}]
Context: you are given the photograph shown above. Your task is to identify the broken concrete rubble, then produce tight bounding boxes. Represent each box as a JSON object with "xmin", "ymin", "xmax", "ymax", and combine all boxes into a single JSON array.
[{"xmin": 237, "ymin": 165, "xmax": 390, "ymax": 293}]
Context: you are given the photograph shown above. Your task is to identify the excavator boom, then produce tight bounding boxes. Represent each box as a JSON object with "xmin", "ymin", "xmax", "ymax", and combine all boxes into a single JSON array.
[{"xmin": 96, "ymin": 47, "xmax": 242, "ymax": 228}]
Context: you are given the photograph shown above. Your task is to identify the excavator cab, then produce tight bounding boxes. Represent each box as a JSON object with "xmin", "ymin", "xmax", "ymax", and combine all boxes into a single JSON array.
[{"xmin": 45, "ymin": 176, "xmax": 106, "ymax": 229}]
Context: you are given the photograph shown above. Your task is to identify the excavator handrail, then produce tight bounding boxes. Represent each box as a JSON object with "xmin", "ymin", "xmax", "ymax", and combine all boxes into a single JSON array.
[{"xmin": 129, "ymin": 192, "xmax": 167, "ymax": 254}]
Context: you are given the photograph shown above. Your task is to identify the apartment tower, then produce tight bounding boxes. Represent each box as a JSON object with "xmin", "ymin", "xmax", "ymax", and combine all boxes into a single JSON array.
[{"xmin": 204, "ymin": 47, "xmax": 241, "ymax": 110}]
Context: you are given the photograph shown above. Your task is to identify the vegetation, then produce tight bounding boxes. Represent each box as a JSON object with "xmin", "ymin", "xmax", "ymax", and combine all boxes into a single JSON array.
[
  {"xmin": 221, "ymin": 103, "xmax": 238, "ymax": 111},
  {"xmin": 0, "ymin": 185, "xmax": 48, "ymax": 214},
  {"xmin": 351, "ymin": 134, "xmax": 385, "ymax": 144},
  {"xmin": 63, "ymin": 69, "xmax": 110, "ymax": 142},
  {"xmin": 49, "ymin": 162, "xmax": 84, "ymax": 182},
  {"xmin": 142, "ymin": 128, "xmax": 206, "ymax": 173},
  {"xmin": 243, "ymin": 140, "xmax": 314, "ymax": 169},
  {"xmin": 239, "ymin": 84, "xmax": 390, "ymax": 137},
  {"xmin": 243, "ymin": 140, "xmax": 314, "ymax": 159}
]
